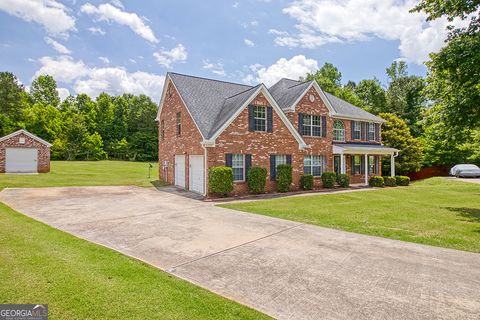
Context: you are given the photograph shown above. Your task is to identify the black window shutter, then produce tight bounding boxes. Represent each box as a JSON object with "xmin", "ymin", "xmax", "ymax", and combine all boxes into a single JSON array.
[
  {"xmin": 360, "ymin": 155, "xmax": 365, "ymax": 174},
  {"xmin": 245, "ymin": 154, "xmax": 252, "ymax": 177},
  {"xmin": 321, "ymin": 116, "xmax": 327, "ymax": 137},
  {"xmin": 351, "ymin": 156, "xmax": 355, "ymax": 174},
  {"xmin": 351, "ymin": 120, "xmax": 355, "ymax": 140},
  {"xmin": 361, "ymin": 122, "xmax": 365, "ymax": 140},
  {"xmin": 375, "ymin": 156, "xmax": 379, "ymax": 174},
  {"xmin": 286, "ymin": 154, "xmax": 292, "ymax": 165},
  {"xmin": 248, "ymin": 105, "xmax": 255, "ymax": 131},
  {"xmin": 375, "ymin": 123, "xmax": 380, "ymax": 141},
  {"xmin": 298, "ymin": 113, "xmax": 303, "ymax": 134},
  {"xmin": 270, "ymin": 155, "xmax": 276, "ymax": 181},
  {"xmin": 267, "ymin": 106, "xmax": 273, "ymax": 132},
  {"xmin": 225, "ymin": 153, "xmax": 233, "ymax": 167}
]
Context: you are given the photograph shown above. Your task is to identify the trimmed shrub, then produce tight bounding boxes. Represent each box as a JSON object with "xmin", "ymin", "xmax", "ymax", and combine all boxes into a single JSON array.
[
  {"xmin": 384, "ymin": 176, "xmax": 397, "ymax": 187},
  {"xmin": 336, "ymin": 173, "xmax": 350, "ymax": 188},
  {"xmin": 277, "ymin": 164, "xmax": 292, "ymax": 192},
  {"xmin": 321, "ymin": 172, "xmax": 337, "ymax": 188},
  {"xmin": 208, "ymin": 166, "xmax": 233, "ymax": 196},
  {"xmin": 300, "ymin": 174, "xmax": 314, "ymax": 190},
  {"xmin": 247, "ymin": 166, "xmax": 268, "ymax": 194},
  {"xmin": 395, "ymin": 175, "xmax": 410, "ymax": 186},
  {"xmin": 369, "ymin": 176, "xmax": 384, "ymax": 187}
]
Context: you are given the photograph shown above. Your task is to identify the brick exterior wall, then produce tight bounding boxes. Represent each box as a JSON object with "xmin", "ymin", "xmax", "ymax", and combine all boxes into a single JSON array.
[
  {"xmin": 158, "ymin": 81, "xmax": 205, "ymax": 189},
  {"xmin": 158, "ymin": 82, "xmax": 387, "ymax": 195},
  {"xmin": 0, "ymin": 132, "xmax": 50, "ymax": 173}
]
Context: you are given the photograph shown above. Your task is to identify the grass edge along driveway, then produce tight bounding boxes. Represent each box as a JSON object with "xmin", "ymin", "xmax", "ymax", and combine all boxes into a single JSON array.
[
  {"xmin": 220, "ymin": 178, "xmax": 480, "ymax": 253},
  {"xmin": 0, "ymin": 203, "xmax": 269, "ymax": 320}
]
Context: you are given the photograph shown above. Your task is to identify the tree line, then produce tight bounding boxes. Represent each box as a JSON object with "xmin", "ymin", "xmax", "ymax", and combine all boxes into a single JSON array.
[{"xmin": 0, "ymin": 73, "xmax": 158, "ymax": 161}]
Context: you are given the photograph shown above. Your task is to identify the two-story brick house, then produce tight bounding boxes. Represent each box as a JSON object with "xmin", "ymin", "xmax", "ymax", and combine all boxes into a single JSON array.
[{"xmin": 156, "ymin": 72, "xmax": 398, "ymax": 196}]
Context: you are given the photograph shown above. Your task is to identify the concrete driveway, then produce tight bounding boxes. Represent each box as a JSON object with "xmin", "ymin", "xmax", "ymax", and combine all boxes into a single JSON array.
[{"xmin": 1, "ymin": 186, "xmax": 480, "ymax": 320}]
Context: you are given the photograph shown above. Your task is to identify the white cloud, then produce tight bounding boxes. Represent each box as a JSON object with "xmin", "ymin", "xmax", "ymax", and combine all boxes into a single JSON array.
[
  {"xmin": 99, "ymin": 56, "xmax": 110, "ymax": 64},
  {"xmin": 129, "ymin": 58, "xmax": 137, "ymax": 64},
  {"xmin": 203, "ymin": 60, "xmax": 225, "ymax": 76},
  {"xmin": 57, "ymin": 87, "xmax": 70, "ymax": 100},
  {"xmin": 44, "ymin": 37, "xmax": 71, "ymax": 54},
  {"xmin": 0, "ymin": 0, "xmax": 75, "ymax": 35},
  {"xmin": 88, "ymin": 27, "xmax": 106, "ymax": 35},
  {"xmin": 232, "ymin": 2, "xmax": 239, "ymax": 8},
  {"xmin": 80, "ymin": 2, "xmax": 158, "ymax": 43},
  {"xmin": 110, "ymin": 0, "xmax": 124, "ymax": 9},
  {"xmin": 274, "ymin": 0, "xmax": 466, "ymax": 64},
  {"xmin": 34, "ymin": 55, "xmax": 164, "ymax": 100},
  {"xmin": 244, "ymin": 39, "xmax": 255, "ymax": 47},
  {"xmin": 153, "ymin": 44, "xmax": 188, "ymax": 68},
  {"xmin": 243, "ymin": 55, "xmax": 318, "ymax": 87}
]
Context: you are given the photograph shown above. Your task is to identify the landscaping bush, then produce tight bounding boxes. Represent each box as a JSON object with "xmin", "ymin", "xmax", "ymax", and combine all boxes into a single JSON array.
[
  {"xmin": 369, "ymin": 176, "xmax": 384, "ymax": 187},
  {"xmin": 321, "ymin": 172, "xmax": 337, "ymax": 188},
  {"xmin": 208, "ymin": 166, "xmax": 233, "ymax": 196},
  {"xmin": 336, "ymin": 173, "xmax": 350, "ymax": 188},
  {"xmin": 300, "ymin": 174, "xmax": 314, "ymax": 190},
  {"xmin": 277, "ymin": 164, "xmax": 292, "ymax": 192},
  {"xmin": 384, "ymin": 176, "xmax": 397, "ymax": 187},
  {"xmin": 247, "ymin": 166, "xmax": 267, "ymax": 194},
  {"xmin": 395, "ymin": 175, "xmax": 410, "ymax": 186}
]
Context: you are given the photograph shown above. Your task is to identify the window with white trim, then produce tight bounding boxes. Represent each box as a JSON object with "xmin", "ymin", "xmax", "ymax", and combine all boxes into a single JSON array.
[
  {"xmin": 353, "ymin": 155, "xmax": 362, "ymax": 175},
  {"xmin": 275, "ymin": 154, "xmax": 287, "ymax": 169},
  {"xmin": 353, "ymin": 121, "xmax": 361, "ymax": 140},
  {"xmin": 232, "ymin": 154, "xmax": 245, "ymax": 181},
  {"xmin": 368, "ymin": 155, "xmax": 377, "ymax": 174},
  {"xmin": 368, "ymin": 123, "xmax": 375, "ymax": 141},
  {"xmin": 302, "ymin": 114, "xmax": 321, "ymax": 136},
  {"xmin": 333, "ymin": 120, "xmax": 345, "ymax": 141},
  {"xmin": 254, "ymin": 106, "xmax": 267, "ymax": 131},
  {"xmin": 304, "ymin": 155, "xmax": 324, "ymax": 177}
]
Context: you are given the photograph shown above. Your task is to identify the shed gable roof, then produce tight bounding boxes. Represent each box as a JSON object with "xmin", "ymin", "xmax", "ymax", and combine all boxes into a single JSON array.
[{"xmin": 0, "ymin": 129, "xmax": 52, "ymax": 147}]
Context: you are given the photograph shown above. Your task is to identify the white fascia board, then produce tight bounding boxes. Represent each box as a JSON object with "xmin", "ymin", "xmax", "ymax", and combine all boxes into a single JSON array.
[
  {"xmin": 333, "ymin": 114, "xmax": 386, "ymax": 124},
  {"xmin": 0, "ymin": 129, "xmax": 53, "ymax": 147},
  {"xmin": 155, "ymin": 74, "xmax": 171, "ymax": 121},
  {"xmin": 285, "ymin": 81, "xmax": 335, "ymax": 116}
]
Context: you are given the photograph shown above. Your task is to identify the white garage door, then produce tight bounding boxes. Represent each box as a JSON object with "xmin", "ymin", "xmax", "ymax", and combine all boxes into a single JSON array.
[
  {"xmin": 189, "ymin": 155, "xmax": 204, "ymax": 195},
  {"xmin": 6, "ymin": 148, "xmax": 38, "ymax": 173},
  {"xmin": 174, "ymin": 155, "xmax": 186, "ymax": 188}
]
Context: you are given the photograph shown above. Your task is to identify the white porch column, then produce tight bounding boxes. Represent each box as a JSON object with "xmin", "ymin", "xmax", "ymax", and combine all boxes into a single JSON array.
[
  {"xmin": 391, "ymin": 154, "xmax": 395, "ymax": 177},
  {"xmin": 340, "ymin": 154, "xmax": 345, "ymax": 174},
  {"xmin": 364, "ymin": 154, "xmax": 368, "ymax": 186}
]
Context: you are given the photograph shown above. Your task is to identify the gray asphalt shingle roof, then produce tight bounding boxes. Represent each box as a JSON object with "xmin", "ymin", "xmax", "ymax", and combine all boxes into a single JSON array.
[{"xmin": 167, "ymin": 73, "xmax": 384, "ymax": 140}]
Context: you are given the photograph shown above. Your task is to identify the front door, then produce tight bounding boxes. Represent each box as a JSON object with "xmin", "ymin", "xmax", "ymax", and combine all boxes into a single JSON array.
[{"xmin": 334, "ymin": 155, "xmax": 341, "ymax": 175}]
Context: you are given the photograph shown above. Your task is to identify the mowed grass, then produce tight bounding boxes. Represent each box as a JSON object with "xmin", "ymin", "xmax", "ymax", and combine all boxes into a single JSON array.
[
  {"xmin": 0, "ymin": 203, "xmax": 269, "ymax": 319},
  {"xmin": 0, "ymin": 161, "xmax": 164, "ymax": 189},
  {"xmin": 220, "ymin": 178, "xmax": 480, "ymax": 253}
]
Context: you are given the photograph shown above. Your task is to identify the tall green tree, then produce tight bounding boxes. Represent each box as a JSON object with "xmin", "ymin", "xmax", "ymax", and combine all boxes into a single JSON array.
[
  {"xmin": 380, "ymin": 113, "xmax": 423, "ymax": 175},
  {"xmin": 0, "ymin": 72, "xmax": 28, "ymax": 135},
  {"xmin": 305, "ymin": 62, "xmax": 342, "ymax": 94},
  {"xmin": 355, "ymin": 78, "xmax": 387, "ymax": 115},
  {"xmin": 30, "ymin": 75, "xmax": 60, "ymax": 108}
]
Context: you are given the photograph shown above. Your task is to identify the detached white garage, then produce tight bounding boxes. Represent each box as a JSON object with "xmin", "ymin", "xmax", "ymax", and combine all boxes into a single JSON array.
[{"xmin": 0, "ymin": 129, "xmax": 52, "ymax": 173}]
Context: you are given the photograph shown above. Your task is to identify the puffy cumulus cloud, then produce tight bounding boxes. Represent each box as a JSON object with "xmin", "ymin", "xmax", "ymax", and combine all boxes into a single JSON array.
[
  {"xmin": 153, "ymin": 44, "xmax": 188, "ymax": 68},
  {"xmin": 202, "ymin": 60, "xmax": 225, "ymax": 76},
  {"xmin": 44, "ymin": 37, "xmax": 71, "ymax": 54},
  {"xmin": 74, "ymin": 68, "xmax": 164, "ymax": 99},
  {"xmin": 273, "ymin": 0, "xmax": 466, "ymax": 64},
  {"xmin": 244, "ymin": 39, "xmax": 255, "ymax": 47},
  {"xmin": 56, "ymin": 87, "xmax": 70, "ymax": 101},
  {"xmin": 0, "ymin": 0, "xmax": 75, "ymax": 35},
  {"xmin": 243, "ymin": 55, "xmax": 318, "ymax": 87},
  {"xmin": 34, "ymin": 55, "xmax": 165, "ymax": 101},
  {"xmin": 80, "ymin": 2, "xmax": 158, "ymax": 43}
]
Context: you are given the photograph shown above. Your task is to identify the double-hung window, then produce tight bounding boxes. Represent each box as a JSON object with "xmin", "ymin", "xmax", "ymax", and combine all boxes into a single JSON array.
[
  {"xmin": 353, "ymin": 121, "xmax": 361, "ymax": 140},
  {"xmin": 232, "ymin": 154, "xmax": 245, "ymax": 181},
  {"xmin": 353, "ymin": 155, "xmax": 362, "ymax": 175},
  {"xmin": 368, "ymin": 123, "xmax": 375, "ymax": 141},
  {"xmin": 254, "ymin": 106, "xmax": 267, "ymax": 131},
  {"xmin": 275, "ymin": 154, "xmax": 287, "ymax": 168},
  {"xmin": 304, "ymin": 155, "xmax": 324, "ymax": 177},
  {"xmin": 333, "ymin": 120, "xmax": 345, "ymax": 142},
  {"xmin": 302, "ymin": 114, "xmax": 321, "ymax": 136},
  {"xmin": 368, "ymin": 155, "xmax": 377, "ymax": 174}
]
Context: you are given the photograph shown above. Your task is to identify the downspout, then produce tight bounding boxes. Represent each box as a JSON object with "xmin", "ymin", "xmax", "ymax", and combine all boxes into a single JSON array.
[{"xmin": 202, "ymin": 144, "xmax": 208, "ymax": 198}]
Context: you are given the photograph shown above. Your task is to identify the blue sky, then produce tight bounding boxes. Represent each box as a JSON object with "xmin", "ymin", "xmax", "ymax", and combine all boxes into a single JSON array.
[{"xmin": 0, "ymin": 0, "xmax": 453, "ymax": 102}]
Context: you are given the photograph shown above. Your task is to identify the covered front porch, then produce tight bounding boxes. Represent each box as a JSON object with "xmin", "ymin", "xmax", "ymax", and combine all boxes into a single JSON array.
[{"xmin": 333, "ymin": 144, "xmax": 399, "ymax": 186}]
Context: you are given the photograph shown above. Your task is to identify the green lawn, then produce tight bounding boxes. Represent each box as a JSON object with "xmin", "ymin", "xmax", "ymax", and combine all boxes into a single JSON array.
[
  {"xmin": 0, "ymin": 161, "xmax": 164, "ymax": 189},
  {"xmin": 220, "ymin": 178, "xmax": 480, "ymax": 253},
  {"xmin": 0, "ymin": 203, "xmax": 269, "ymax": 319}
]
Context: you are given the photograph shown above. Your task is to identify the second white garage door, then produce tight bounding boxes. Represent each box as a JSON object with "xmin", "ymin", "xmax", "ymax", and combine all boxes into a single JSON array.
[
  {"xmin": 189, "ymin": 155, "xmax": 204, "ymax": 194},
  {"xmin": 5, "ymin": 148, "xmax": 38, "ymax": 173}
]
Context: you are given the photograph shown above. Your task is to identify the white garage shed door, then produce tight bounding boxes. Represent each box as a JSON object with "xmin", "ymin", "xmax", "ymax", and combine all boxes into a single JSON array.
[
  {"xmin": 174, "ymin": 155, "xmax": 186, "ymax": 188},
  {"xmin": 6, "ymin": 148, "xmax": 38, "ymax": 173},
  {"xmin": 189, "ymin": 155, "xmax": 205, "ymax": 195}
]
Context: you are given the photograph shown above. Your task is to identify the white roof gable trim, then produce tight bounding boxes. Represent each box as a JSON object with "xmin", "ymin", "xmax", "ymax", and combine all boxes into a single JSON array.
[
  {"xmin": 204, "ymin": 85, "xmax": 309, "ymax": 149},
  {"xmin": 0, "ymin": 129, "xmax": 53, "ymax": 147},
  {"xmin": 284, "ymin": 81, "xmax": 335, "ymax": 115}
]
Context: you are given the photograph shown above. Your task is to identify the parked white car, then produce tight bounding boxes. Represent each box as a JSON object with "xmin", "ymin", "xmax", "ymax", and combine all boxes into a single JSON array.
[{"xmin": 450, "ymin": 164, "xmax": 480, "ymax": 178}]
